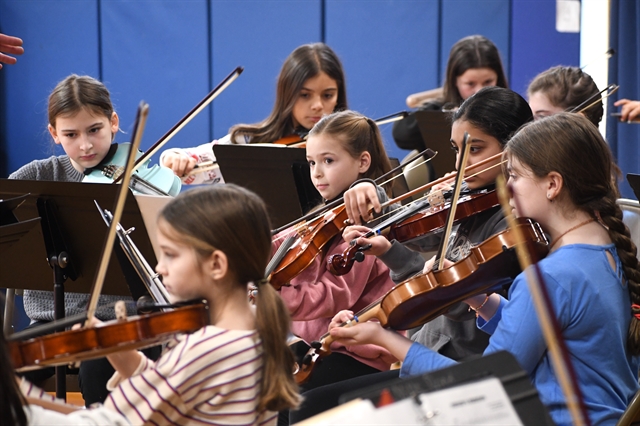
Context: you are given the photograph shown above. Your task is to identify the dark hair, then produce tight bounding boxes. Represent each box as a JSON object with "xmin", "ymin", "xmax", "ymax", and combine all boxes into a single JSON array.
[
  {"xmin": 0, "ymin": 294, "xmax": 28, "ymax": 426},
  {"xmin": 453, "ymin": 86, "xmax": 533, "ymax": 146},
  {"xmin": 442, "ymin": 35, "xmax": 509, "ymax": 106},
  {"xmin": 527, "ymin": 66, "xmax": 603, "ymax": 126},
  {"xmin": 230, "ymin": 43, "xmax": 347, "ymax": 143},
  {"xmin": 48, "ymin": 74, "xmax": 114, "ymax": 128},
  {"xmin": 308, "ymin": 110, "xmax": 392, "ymax": 195},
  {"xmin": 158, "ymin": 185, "xmax": 300, "ymax": 411},
  {"xmin": 505, "ymin": 113, "xmax": 640, "ymax": 355}
]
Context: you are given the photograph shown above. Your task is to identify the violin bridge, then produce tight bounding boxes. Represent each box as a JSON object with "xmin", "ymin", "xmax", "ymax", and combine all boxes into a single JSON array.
[
  {"xmin": 427, "ymin": 190, "xmax": 445, "ymax": 208},
  {"xmin": 102, "ymin": 165, "xmax": 125, "ymax": 180},
  {"xmin": 115, "ymin": 300, "xmax": 127, "ymax": 321}
]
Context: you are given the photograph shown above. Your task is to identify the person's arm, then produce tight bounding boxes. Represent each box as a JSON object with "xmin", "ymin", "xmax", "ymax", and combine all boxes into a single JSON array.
[
  {"xmin": 279, "ymin": 238, "xmax": 391, "ymax": 321},
  {"xmin": 0, "ymin": 33, "xmax": 24, "ymax": 68},
  {"xmin": 614, "ymin": 99, "xmax": 640, "ymax": 122}
]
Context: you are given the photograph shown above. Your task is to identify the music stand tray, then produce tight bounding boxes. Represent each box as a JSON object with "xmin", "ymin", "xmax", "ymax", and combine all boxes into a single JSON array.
[
  {"xmin": 340, "ymin": 350, "xmax": 554, "ymax": 425},
  {"xmin": 0, "ymin": 179, "xmax": 156, "ymax": 296},
  {"xmin": 414, "ymin": 110, "xmax": 454, "ymax": 179},
  {"xmin": 214, "ymin": 144, "xmax": 322, "ymax": 228}
]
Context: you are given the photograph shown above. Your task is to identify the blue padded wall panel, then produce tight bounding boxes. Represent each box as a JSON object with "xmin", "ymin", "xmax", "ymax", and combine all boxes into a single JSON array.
[
  {"xmin": 441, "ymin": 0, "xmax": 511, "ymax": 87},
  {"xmin": 210, "ymin": 0, "xmax": 321, "ymax": 140},
  {"xmin": 101, "ymin": 1, "xmax": 210, "ymax": 160},
  {"xmin": 0, "ymin": 0, "xmax": 100, "ymax": 176},
  {"xmin": 510, "ymin": 0, "xmax": 580, "ymax": 96},
  {"xmin": 325, "ymin": 0, "xmax": 440, "ymax": 162}
]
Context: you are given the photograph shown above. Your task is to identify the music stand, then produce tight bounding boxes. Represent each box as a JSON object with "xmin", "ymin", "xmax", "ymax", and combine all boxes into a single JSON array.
[
  {"xmin": 415, "ymin": 110, "xmax": 454, "ymax": 179},
  {"xmin": 340, "ymin": 350, "xmax": 553, "ymax": 425},
  {"xmin": 0, "ymin": 179, "xmax": 156, "ymax": 297},
  {"xmin": 214, "ymin": 144, "xmax": 322, "ymax": 228},
  {"xmin": 628, "ymin": 173, "xmax": 640, "ymax": 200}
]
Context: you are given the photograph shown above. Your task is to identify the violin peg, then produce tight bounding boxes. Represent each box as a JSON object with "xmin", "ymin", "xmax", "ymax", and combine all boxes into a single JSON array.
[{"xmin": 310, "ymin": 340, "xmax": 322, "ymax": 350}]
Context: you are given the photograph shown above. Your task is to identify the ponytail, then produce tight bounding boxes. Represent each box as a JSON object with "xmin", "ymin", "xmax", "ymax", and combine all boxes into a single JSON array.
[{"xmin": 254, "ymin": 281, "xmax": 301, "ymax": 411}]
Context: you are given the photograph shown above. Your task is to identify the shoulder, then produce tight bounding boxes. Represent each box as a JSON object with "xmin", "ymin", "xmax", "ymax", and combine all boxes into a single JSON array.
[
  {"xmin": 171, "ymin": 326, "xmax": 262, "ymax": 358},
  {"xmin": 9, "ymin": 155, "xmax": 72, "ymax": 181}
]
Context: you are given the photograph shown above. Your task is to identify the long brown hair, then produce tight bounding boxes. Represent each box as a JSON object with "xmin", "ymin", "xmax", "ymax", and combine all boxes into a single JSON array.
[
  {"xmin": 527, "ymin": 66, "xmax": 603, "ymax": 126},
  {"xmin": 442, "ymin": 35, "xmax": 509, "ymax": 106},
  {"xmin": 505, "ymin": 113, "xmax": 640, "ymax": 355},
  {"xmin": 158, "ymin": 185, "xmax": 300, "ymax": 411},
  {"xmin": 230, "ymin": 43, "xmax": 347, "ymax": 143},
  {"xmin": 308, "ymin": 110, "xmax": 392, "ymax": 196}
]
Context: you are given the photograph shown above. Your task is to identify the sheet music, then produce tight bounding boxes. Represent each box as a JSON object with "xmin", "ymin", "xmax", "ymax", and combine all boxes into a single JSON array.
[
  {"xmin": 418, "ymin": 377, "xmax": 523, "ymax": 425},
  {"xmin": 134, "ymin": 194, "xmax": 172, "ymax": 261}
]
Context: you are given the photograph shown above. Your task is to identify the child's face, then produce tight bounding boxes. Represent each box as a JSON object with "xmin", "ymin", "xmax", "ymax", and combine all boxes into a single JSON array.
[
  {"xmin": 155, "ymin": 227, "xmax": 209, "ymax": 303},
  {"xmin": 456, "ymin": 67, "xmax": 498, "ymax": 101},
  {"xmin": 48, "ymin": 108, "xmax": 118, "ymax": 172},
  {"xmin": 292, "ymin": 72, "xmax": 338, "ymax": 130},
  {"xmin": 450, "ymin": 119, "xmax": 503, "ymax": 190},
  {"xmin": 528, "ymin": 91, "xmax": 565, "ymax": 121},
  {"xmin": 507, "ymin": 157, "xmax": 548, "ymax": 224},
  {"xmin": 306, "ymin": 134, "xmax": 370, "ymax": 200}
]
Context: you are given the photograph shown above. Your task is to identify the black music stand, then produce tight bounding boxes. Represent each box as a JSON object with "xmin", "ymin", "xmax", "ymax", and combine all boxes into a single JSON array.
[
  {"xmin": 214, "ymin": 145, "xmax": 322, "ymax": 228},
  {"xmin": 0, "ymin": 179, "xmax": 156, "ymax": 398},
  {"xmin": 415, "ymin": 110, "xmax": 454, "ymax": 179},
  {"xmin": 0, "ymin": 179, "xmax": 155, "ymax": 296},
  {"xmin": 340, "ymin": 350, "xmax": 554, "ymax": 425},
  {"xmin": 628, "ymin": 173, "xmax": 640, "ymax": 200}
]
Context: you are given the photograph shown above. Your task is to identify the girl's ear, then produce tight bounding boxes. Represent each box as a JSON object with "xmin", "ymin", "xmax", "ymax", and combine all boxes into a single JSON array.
[
  {"xmin": 110, "ymin": 112, "xmax": 120, "ymax": 140},
  {"xmin": 545, "ymin": 171, "xmax": 564, "ymax": 200},
  {"xmin": 48, "ymin": 124, "xmax": 61, "ymax": 145},
  {"xmin": 206, "ymin": 249, "xmax": 229, "ymax": 281},
  {"xmin": 358, "ymin": 151, "xmax": 372, "ymax": 174}
]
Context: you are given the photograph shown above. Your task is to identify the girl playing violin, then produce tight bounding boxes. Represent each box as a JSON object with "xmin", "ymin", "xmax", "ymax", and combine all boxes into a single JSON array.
[
  {"xmin": 160, "ymin": 42, "xmax": 347, "ymax": 184},
  {"xmin": 274, "ymin": 110, "xmax": 398, "ymax": 424},
  {"xmin": 330, "ymin": 112, "xmax": 640, "ymax": 425},
  {"xmin": 288, "ymin": 87, "xmax": 533, "ymax": 423},
  {"xmin": 8, "ymin": 74, "xmax": 149, "ymax": 406},
  {"xmin": 392, "ymin": 35, "xmax": 508, "ymax": 152},
  {"xmin": 20, "ymin": 184, "xmax": 301, "ymax": 425}
]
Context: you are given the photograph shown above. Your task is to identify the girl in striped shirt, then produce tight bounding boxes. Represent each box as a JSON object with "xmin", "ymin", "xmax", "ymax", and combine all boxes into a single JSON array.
[{"xmin": 101, "ymin": 184, "xmax": 301, "ymax": 425}]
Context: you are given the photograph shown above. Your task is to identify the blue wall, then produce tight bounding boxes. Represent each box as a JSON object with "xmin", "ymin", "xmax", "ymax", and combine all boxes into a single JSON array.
[{"xmin": 0, "ymin": 0, "xmax": 580, "ymax": 177}]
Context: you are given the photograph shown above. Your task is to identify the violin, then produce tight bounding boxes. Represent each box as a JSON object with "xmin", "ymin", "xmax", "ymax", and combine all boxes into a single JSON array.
[
  {"xmin": 328, "ymin": 188, "xmax": 500, "ymax": 275},
  {"xmin": 293, "ymin": 217, "xmax": 549, "ymax": 383},
  {"xmin": 269, "ymin": 205, "xmax": 349, "ymax": 289},
  {"xmin": 83, "ymin": 142, "xmax": 182, "ymax": 196},
  {"xmin": 273, "ymin": 134, "xmax": 306, "ymax": 147},
  {"xmin": 9, "ymin": 301, "xmax": 209, "ymax": 371}
]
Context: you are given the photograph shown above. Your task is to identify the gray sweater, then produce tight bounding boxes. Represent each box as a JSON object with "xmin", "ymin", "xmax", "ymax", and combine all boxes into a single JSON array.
[{"xmin": 9, "ymin": 155, "xmax": 133, "ymax": 321}]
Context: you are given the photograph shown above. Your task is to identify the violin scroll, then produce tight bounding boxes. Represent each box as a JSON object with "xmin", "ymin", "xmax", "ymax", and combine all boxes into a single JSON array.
[{"xmin": 327, "ymin": 243, "xmax": 371, "ymax": 276}]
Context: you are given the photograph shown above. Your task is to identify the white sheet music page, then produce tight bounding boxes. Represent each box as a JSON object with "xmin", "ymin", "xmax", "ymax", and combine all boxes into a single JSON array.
[{"xmin": 418, "ymin": 377, "xmax": 523, "ymax": 425}]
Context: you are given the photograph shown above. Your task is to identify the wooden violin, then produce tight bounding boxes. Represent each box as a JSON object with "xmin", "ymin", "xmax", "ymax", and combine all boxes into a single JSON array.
[
  {"xmin": 328, "ymin": 188, "xmax": 500, "ymax": 275},
  {"xmin": 293, "ymin": 217, "xmax": 549, "ymax": 383},
  {"xmin": 269, "ymin": 204, "xmax": 350, "ymax": 289},
  {"xmin": 9, "ymin": 301, "xmax": 208, "ymax": 371}
]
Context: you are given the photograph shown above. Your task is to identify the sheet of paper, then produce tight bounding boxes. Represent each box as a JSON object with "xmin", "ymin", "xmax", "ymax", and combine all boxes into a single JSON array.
[
  {"xmin": 418, "ymin": 377, "xmax": 523, "ymax": 425},
  {"xmin": 134, "ymin": 194, "xmax": 172, "ymax": 261}
]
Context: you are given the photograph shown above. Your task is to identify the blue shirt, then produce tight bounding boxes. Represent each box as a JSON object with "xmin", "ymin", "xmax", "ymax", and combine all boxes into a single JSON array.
[{"xmin": 401, "ymin": 244, "xmax": 640, "ymax": 425}]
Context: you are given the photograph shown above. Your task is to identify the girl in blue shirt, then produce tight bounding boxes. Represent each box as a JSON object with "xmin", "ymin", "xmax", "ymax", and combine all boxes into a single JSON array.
[{"xmin": 330, "ymin": 112, "xmax": 640, "ymax": 425}]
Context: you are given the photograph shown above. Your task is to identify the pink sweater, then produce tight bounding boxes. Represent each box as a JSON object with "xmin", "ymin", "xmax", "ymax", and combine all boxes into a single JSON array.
[{"xmin": 275, "ymin": 232, "xmax": 398, "ymax": 371}]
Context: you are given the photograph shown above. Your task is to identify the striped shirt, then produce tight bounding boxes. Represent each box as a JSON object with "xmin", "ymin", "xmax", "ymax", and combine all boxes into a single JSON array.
[{"xmin": 104, "ymin": 325, "xmax": 276, "ymax": 426}]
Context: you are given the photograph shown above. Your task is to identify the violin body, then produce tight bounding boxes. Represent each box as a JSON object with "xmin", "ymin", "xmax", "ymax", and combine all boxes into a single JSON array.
[
  {"xmin": 389, "ymin": 189, "xmax": 499, "ymax": 243},
  {"xmin": 10, "ymin": 302, "xmax": 208, "ymax": 371},
  {"xmin": 380, "ymin": 218, "xmax": 548, "ymax": 330},
  {"xmin": 272, "ymin": 134, "xmax": 306, "ymax": 148},
  {"xmin": 83, "ymin": 143, "xmax": 182, "ymax": 196},
  {"xmin": 269, "ymin": 205, "xmax": 349, "ymax": 289}
]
